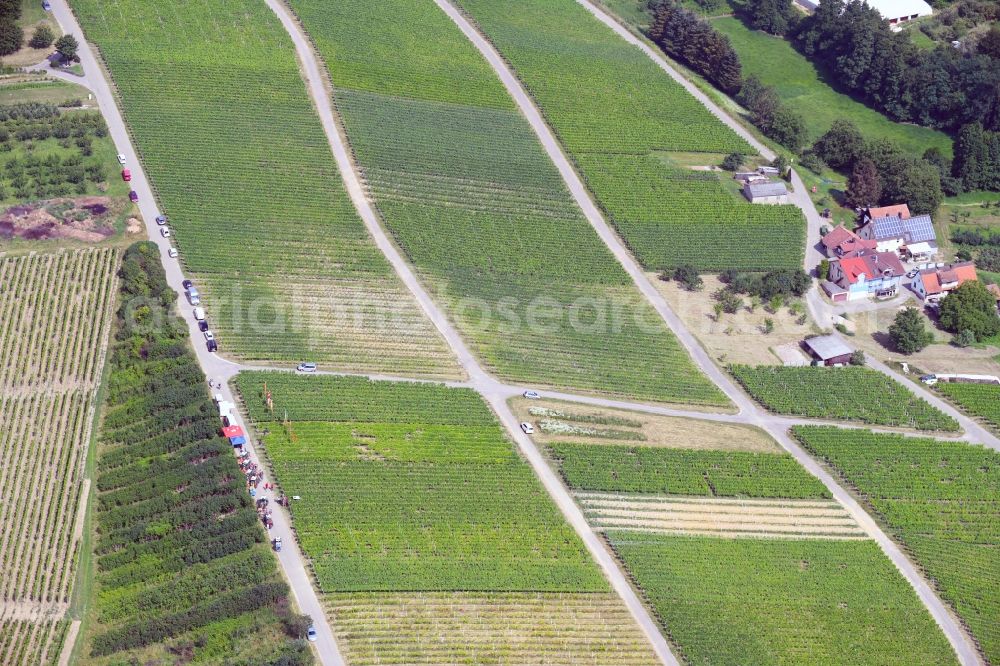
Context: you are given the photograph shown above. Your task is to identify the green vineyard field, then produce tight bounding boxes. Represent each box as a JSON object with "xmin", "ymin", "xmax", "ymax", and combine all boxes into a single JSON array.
[
  {"xmin": 68, "ymin": 0, "xmax": 457, "ymax": 378},
  {"xmin": 937, "ymin": 382, "xmax": 1000, "ymax": 432},
  {"xmin": 794, "ymin": 426, "xmax": 1000, "ymax": 663},
  {"xmin": 731, "ymin": 365, "xmax": 959, "ymax": 431},
  {"xmin": 453, "ymin": 0, "xmax": 805, "ymax": 271},
  {"xmin": 285, "ymin": 0, "xmax": 726, "ymax": 405}
]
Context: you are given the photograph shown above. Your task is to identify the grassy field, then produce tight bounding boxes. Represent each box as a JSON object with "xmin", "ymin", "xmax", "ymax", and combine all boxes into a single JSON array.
[
  {"xmin": 0, "ymin": 79, "xmax": 91, "ymax": 106},
  {"xmin": 550, "ymin": 443, "xmax": 829, "ymax": 498},
  {"xmin": 77, "ymin": 244, "xmax": 308, "ymax": 664},
  {"xmin": 236, "ymin": 372, "xmax": 660, "ymax": 663},
  {"xmin": 711, "ymin": 17, "xmax": 953, "ymax": 156},
  {"xmin": 0, "ymin": 248, "xmax": 119, "ymax": 665},
  {"xmin": 731, "ymin": 365, "xmax": 959, "ymax": 431},
  {"xmin": 540, "ymin": 425, "xmax": 955, "ymax": 663},
  {"xmin": 286, "ymin": 0, "xmax": 727, "ymax": 406},
  {"xmin": 451, "ymin": 0, "xmax": 804, "ymax": 272},
  {"xmin": 68, "ymin": 0, "xmax": 458, "ymax": 378},
  {"xmin": 609, "ymin": 534, "xmax": 957, "ymax": 665},
  {"xmin": 794, "ymin": 426, "xmax": 1000, "ymax": 664}
]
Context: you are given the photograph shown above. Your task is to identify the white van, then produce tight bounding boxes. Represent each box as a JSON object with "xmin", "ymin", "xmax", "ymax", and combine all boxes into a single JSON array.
[{"xmin": 193, "ymin": 307, "xmax": 206, "ymax": 321}]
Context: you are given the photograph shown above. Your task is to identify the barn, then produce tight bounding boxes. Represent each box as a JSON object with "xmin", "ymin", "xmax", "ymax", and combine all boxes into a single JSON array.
[{"xmin": 797, "ymin": 0, "xmax": 932, "ymax": 24}]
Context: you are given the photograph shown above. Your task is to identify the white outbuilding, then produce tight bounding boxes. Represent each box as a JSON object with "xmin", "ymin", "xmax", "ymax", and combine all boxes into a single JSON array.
[{"xmin": 797, "ymin": 0, "xmax": 932, "ymax": 25}]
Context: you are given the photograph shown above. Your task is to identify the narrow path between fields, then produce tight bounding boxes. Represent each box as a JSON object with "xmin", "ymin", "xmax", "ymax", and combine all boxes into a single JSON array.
[
  {"xmin": 45, "ymin": 2, "xmax": 346, "ymax": 664},
  {"xmin": 431, "ymin": 1, "xmax": 984, "ymax": 663},
  {"xmin": 264, "ymin": 1, "xmax": 680, "ymax": 663}
]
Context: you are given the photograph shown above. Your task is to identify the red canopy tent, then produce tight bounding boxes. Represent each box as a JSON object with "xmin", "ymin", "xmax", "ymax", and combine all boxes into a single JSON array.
[{"xmin": 222, "ymin": 425, "xmax": 244, "ymax": 438}]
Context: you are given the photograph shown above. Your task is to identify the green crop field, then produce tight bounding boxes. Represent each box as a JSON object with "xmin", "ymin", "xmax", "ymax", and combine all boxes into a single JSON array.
[
  {"xmin": 235, "ymin": 371, "xmax": 661, "ymax": 662},
  {"xmin": 731, "ymin": 365, "xmax": 959, "ymax": 431},
  {"xmin": 236, "ymin": 371, "xmax": 604, "ymax": 592},
  {"xmin": 794, "ymin": 426, "xmax": 1000, "ymax": 663},
  {"xmin": 79, "ymin": 244, "xmax": 307, "ymax": 664},
  {"xmin": 453, "ymin": 0, "xmax": 805, "ymax": 271},
  {"xmin": 68, "ymin": 0, "xmax": 457, "ymax": 378},
  {"xmin": 549, "ymin": 443, "xmax": 829, "ymax": 498},
  {"xmin": 937, "ymin": 382, "xmax": 1000, "ymax": 432},
  {"xmin": 609, "ymin": 534, "xmax": 957, "ymax": 665},
  {"xmin": 711, "ymin": 17, "xmax": 953, "ymax": 157},
  {"xmin": 284, "ymin": 0, "xmax": 727, "ymax": 406}
]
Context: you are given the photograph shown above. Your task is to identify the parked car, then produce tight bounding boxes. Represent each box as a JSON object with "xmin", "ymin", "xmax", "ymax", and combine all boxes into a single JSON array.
[
  {"xmin": 182, "ymin": 279, "xmax": 193, "ymax": 289},
  {"xmin": 167, "ymin": 247, "xmax": 178, "ymax": 258},
  {"xmin": 523, "ymin": 390, "xmax": 540, "ymax": 399},
  {"xmin": 306, "ymin": 627, "xmax": 317, "ymax": 642},
  {"xmin": 272, "ymin": 537, "xmax": 282, "ymax": 552},
  {"xmin": 204, "ymin": 330, "xmax": 215, "ymax": 342},
  {"xmin": 155, "ymin": 214, "xmax": 167, "ymax": 225},
  {"xmin": 42, "ymin": 1, "xmax": 52, "ymax": 11},
  {"xmin": 193, "ymin": 307, "xmax": 206, "ymax": 321},
  {"xmin": 297, "ymin": 362, "xmax": 317, "ymax": 373},
  {"xmin": 121, "ymin": 168, "xmax": 131, "ymax": 182},
  {"xmin": 198, "ymin": 320, "xmax": 209, "ymax": 332},
  {"xmin": 187, "ymin": 287, "xmax": 200, "ymax": 306},
  {"xmin": 159, "ymin": 227, "xmax": 170, "ymax": 238},
  {"xmin": 207, "ymin": 339, "xmax": 218, "ymax": 352},
  {"xmin": 520, "ymin": 422, "xmax": 534, "ymax": 434},
  {"xmin": 906, "ymin": 269, "xmax": 919, "ymax": 279},
  {"xmin": 128, "ymin": 190, "xmax": 138, "ymax": 203},
  {"xmin": 920, "ymin": 374, "xmax": 938, "ymax": 385},
  {"xmin": 116, "ymin": 153, "xmax": 126, "ymax": 165}
]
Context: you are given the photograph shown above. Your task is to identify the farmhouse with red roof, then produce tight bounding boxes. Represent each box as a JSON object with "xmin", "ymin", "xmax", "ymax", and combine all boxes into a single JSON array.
[
  {"xmin": 911, "ymin": 262, "xmax": 979, "ymax": 304},
  {"xmin": 828, "ymin": 249, "xmax": 905, "ymax": 301}
]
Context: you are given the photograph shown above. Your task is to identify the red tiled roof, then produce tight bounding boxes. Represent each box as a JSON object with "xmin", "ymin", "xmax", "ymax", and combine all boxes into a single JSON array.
[
  {"xmin": 919, "ymin": 262, "xmax": 978, "ymax": 295},
  {"xmin": 836, "ymin": 251, "xmax": 905, "ymax": 285},
  {"xmin": 867, "ymin": 204, "xmax": 911, "ymax": 220},
  {"xmin": 821, "ymin": 225, "xmax": 855, "ymax": 250},
  {"xmin": 821, "ymin": 225, "xmax": 877, "ymax": 257}
]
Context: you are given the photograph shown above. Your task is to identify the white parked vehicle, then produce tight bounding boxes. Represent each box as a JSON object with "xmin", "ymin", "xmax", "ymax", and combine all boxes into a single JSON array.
[
  {"xmin": 520, "ymin": 422, "xmax": 534, "ymax": 434},
  {"xmin": 167, "ymin": 247, "xmax": 178, "ymax": 258},
  {"xmin": 297, "ymin": 362, "xmax": 317, "ymax": 373},
  {"xmin": 307, "ymin": 627, "xmax": 317, "ymax": 642},
  {"xmin": 523, "ymin": 390, "xmax": 540, "ymax": 399},
  {"xmin": 204, "ymin": 330, "xmax": 215, "ymax": 341},
  {"xmin": 160, "ymin": 227, "xmax": 170, "ymax": 238},
  {"xmin": 193, "ymin": 307, "xmax": 206, "ymax": 321},
  {"xmin": 117, "ymin": 153, "xmax": 127, "ymax": 165}
]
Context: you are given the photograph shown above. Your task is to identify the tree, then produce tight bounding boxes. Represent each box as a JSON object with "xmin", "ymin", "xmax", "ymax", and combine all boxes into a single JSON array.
[
  {"xmin": 818, "ymin": 259, "xmax": 830, "ymax": 280},
  {"xmin": 650, "ymin": 2, "xmax": 743, "ymax": 94},
  {"xmin": 672, "ymin": 264, "xmax": 704, "ymax": 291},
  {"xmin": 737, "ymin": 76, "xmax": 780, "ymax": 128},
  {"xmin": 888, "ymin": 307, "xmax": 934, "ymax": 353},
  {"xmin": 977, "ymin": 25, "xmax": 1000, "ymax": 60},
  {"xmin": 938, "ymin": 281, "xmax": 1000, "ymax": 341},
  {"xmin": 722, "ymin": 152, "xmax": 744, "ymax": 171},
  {"xmin": 953, "ymin": 122, "xmax": 990, "ymax": 191},
  {"xmin": 28, "ymin": 24, "xmax": 54, "ymax": 49},
  {"xmin": 977, "ymin": 247, "xmax": 1000, "ymax": 272},
  {"xmin": 953, "ymin": 329, "xmax": 977, "ymax": 348},
  {"xmin": 812, "ymin": 120, "xmax": 864, "ymax": 170},
  {"xmin": 849, "ymin": 350, "xmax": 866, "ymax": 365},
  {"xmin": 878, "ymin": 155, "xmax": 943, "ymax": 214},
  {"xmin": 846, "ymin": 157, "xmax": 881, "ymax": 208},
  {"xmin": 745, "ymin": 0, "xmax": 797, "ymax": 35},
  {"xmin": 55, "ymin": 34, "xmax": 79, "ymax": 61},
  {"xmin": 767, "ymin": 106, "xmax": 808, "ymax": 153},
  {"xmin": 0, "ymin": 17, "xmax": 21, "ymax": 55},
  {"xmin": 771, "ymin": 154, "xmax": 789, "ymax": 178}
]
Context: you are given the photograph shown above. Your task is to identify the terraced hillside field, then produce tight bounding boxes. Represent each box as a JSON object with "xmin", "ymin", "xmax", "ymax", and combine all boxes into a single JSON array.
[
  {"xmin": 541, "ymin": 410, "xmax": 956, "ymax": 664},
  {"xmin": 236, "ymin": 372, "xmax": 660, "ymax": 664},
  {"xmin": 0, "ymin": 248, "xmax": 119, "ymax": 665},
  {"xmin": 795, "ymin": 427, "xmax": 1000, "ymax": 664},
  {"xmin": 69, "ymin": 0, "xmax": 458, "ymax": 379},
  {"xmin": 731, "ymin": 365, "xmax": 959, "ymax": 431},
  {"xmin": 78, "ymin": 244, "xmax": 309, "ymax": 664},
  {"xmin": 453, "ymin": 0, "xmax": 805, "ymax": 271},
  {"xmin": 286, "ymin": 0, "xmax": 726, "ymax": 406}
]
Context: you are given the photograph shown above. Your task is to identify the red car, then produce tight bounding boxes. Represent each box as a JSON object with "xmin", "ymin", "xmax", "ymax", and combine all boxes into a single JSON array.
[
  {"xmin": 121, "ymin": 168, "xmax": 131, "ymax": 182},
  {"xmin": 128, "ymin": 190, "xmax": 138, "ymax": 203}
]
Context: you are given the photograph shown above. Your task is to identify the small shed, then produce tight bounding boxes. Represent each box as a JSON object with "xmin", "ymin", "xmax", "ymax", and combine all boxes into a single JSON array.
[
  {"xmin": 821, "ymin": 280, "xmax": 848, "ymax": 303},
  {"xmin": 803, "ymin": 334, "xmax": 854, "ymax": 366},
  {"xmin": 743, "ymin": 181, "xmax": 789, "ymax": 204}
]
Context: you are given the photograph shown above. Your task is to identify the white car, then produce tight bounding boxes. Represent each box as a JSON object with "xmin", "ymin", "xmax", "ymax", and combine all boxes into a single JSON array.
[
  {"xmin": 167, "ymin": 247, "xmax": 178, "ymax": 258},
  {"xmin": 204, "ymin": 330, "xmax": 215, "ymax": 342},
  {"xmin": 523, "ymin": 390, "xmax": 540, "ymax": 399},
  {"xmin": 117, "ymin": 153, "xmax": 126, "ymax": 165},
  {"xmin": 520, "ymin": 422, "xmax": 534, "ymax": 434},
  {"xmin": 307, "ymin": 627, "xmax": 318, "ymax": 642},
  {"xmin": 297, "ymin": 362, "xmax": 317, "ymax": 373},
  {"xmin": 160, "ymin": 227, "xmax": 170, "ymax": 238}
]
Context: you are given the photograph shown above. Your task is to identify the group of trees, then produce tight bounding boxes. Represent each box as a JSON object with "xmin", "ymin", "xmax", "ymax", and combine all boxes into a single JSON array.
[
  {"xmin": 792, "ymin": 0, "xmax": 1000, "ymax": 134},
  {"xmin": 0, "ymin": 0, "xmax": 20, "ymax": 55},
  {"xmin": 953, "ymin": 123, "xmax": 1000, "ymax": 192},
  {"xmin": 736, "ymin": 76, "xmax": 808, "ymax": 152},
  {"xmin": 649, "ymin": 2, "xmax": 742, "ymax": 94},
  {"xmin": 808, "ymin": 119, "xmax": 944, "ymax": 213},
  {"xmin": 890, "ymin": 281, "xmax": 1000, "ymax": 353}
]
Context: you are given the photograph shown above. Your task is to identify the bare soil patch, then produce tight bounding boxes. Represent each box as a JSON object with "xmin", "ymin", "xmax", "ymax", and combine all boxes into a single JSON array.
[{"xmin": 0, "ymin": 196, "xmax": 118, "ymax": 243}]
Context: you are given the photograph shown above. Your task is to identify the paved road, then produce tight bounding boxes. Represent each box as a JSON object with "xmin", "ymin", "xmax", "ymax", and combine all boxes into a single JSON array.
[
  {"xmin": 435, "ymin": 2, "xmax": 984, "ymax": 664},
  {"xmin": 47, "ymin": 2, "xmax": 345, "ymax": 663}
]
